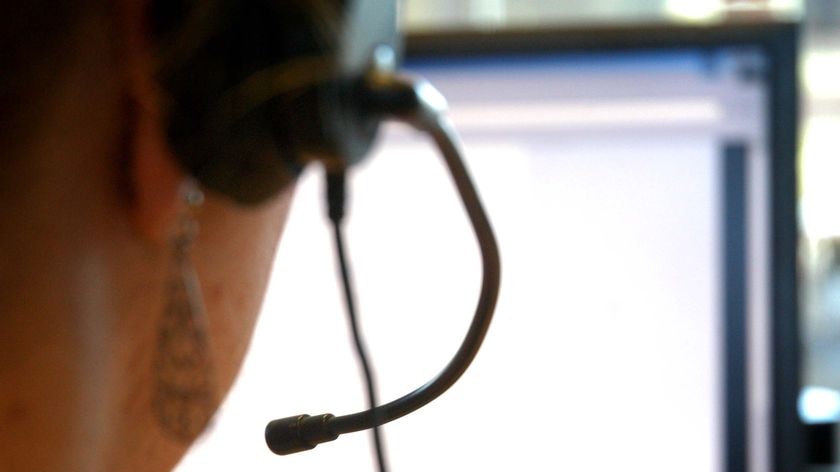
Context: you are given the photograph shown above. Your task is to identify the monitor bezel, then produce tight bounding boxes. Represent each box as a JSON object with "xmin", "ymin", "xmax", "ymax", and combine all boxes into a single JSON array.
[{"xmin": 404, "ymin": 20, "xmax": 800, "ymax": 472}]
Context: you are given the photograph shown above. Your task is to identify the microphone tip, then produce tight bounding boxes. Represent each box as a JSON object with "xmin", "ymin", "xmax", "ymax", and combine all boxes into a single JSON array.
[{"xmin": 265, "ymin": 413, "xmax": 339, "ymax": 455}]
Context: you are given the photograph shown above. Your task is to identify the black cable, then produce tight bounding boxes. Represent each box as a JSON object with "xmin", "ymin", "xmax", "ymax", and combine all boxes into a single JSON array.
[
  {"xmin": 329, "ymin": 98, "xmax": 501, "ymax": 435},
  {"xmin": 328, "ymin": 171, "xmax": 389, "ymax": 472}
]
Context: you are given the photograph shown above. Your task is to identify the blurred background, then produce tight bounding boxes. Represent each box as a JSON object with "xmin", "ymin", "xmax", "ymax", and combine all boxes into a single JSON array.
[
  {"xmin": 174, "ymin": 0, "xmax": 840, "ymax": 470},
  {"xmin": 405, "ymin": 0, "xmax": 840, "ymax": 427}
]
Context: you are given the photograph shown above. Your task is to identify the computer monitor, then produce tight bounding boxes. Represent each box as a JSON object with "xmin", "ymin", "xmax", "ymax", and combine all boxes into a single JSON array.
[{"xmin": 175, "ymin": 21, "xmax": 799, "ymax": 472}]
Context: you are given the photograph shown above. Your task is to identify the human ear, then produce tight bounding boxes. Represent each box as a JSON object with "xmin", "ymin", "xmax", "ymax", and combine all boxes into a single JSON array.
[{"xmin": 121, "ymin": 0, "xmax": 189, "ymax": 242}]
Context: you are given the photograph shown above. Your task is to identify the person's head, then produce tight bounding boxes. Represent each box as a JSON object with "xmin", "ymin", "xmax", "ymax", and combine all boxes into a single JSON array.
[{"xmin": 1, "ymin": 1, "xmax": 297, "ymax": 470}]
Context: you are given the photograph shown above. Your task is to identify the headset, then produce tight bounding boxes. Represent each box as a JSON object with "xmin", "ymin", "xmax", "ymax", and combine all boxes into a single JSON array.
[
  {"xmin": 154, "ymin": 1, "xmax": 501, "ymax": 470},
  {"xmin": 155, "ymin": 0, "xmax": 398, "ymax": 204}
]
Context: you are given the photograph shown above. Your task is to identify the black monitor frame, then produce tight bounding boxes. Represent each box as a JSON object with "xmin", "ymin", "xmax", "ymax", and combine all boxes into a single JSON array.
[{"xmin": 405, "ymin": 19, "xmax": 800, "ymax": 472}]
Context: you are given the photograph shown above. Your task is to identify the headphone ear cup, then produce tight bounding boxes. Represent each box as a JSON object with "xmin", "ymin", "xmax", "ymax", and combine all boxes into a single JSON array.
[
  {"xmin": 166, "ymin": 105, "xmax": 303, "ymax": 204},
  {"xmin": 156, "ymin": 0, "xmax": 335, "ymax": 204},
  {"xmin": 155, "ymin": 0, "xmax": 398, "ymax": 205}
]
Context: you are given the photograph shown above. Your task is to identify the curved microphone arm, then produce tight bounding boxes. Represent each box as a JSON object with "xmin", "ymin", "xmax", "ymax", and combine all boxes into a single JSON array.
[{"xmin": 265, "ymin": 70, "xmax": 501, "ymax": 456}]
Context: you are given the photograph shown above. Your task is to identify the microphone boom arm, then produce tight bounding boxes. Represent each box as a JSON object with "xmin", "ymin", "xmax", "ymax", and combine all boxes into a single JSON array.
[{"xmin": 265, "ymin": 69, "xmax": 501, "ymax": 456}]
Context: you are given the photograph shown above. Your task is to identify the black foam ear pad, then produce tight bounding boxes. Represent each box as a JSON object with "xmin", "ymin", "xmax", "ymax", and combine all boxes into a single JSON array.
[{"xmin": 154, "ymin": 0, "xmax": 399, "ymax": 204}]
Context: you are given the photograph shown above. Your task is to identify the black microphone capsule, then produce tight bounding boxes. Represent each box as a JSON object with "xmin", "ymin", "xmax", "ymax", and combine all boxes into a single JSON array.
[{"xmin": 265, "ymin": 413, "xmax": 339, "ymax": 455}]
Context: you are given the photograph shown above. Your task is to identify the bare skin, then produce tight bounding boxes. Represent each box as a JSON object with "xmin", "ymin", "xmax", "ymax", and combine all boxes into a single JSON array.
[{"xmin": 0, "ymin": 5, "xmax": 293, "ymax": 471}]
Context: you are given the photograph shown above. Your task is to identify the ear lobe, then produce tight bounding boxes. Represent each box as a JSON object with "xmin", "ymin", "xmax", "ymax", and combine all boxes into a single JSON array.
[{"xmin": 129, "ymin": 98, "xmax": 185, "ymax": 242}]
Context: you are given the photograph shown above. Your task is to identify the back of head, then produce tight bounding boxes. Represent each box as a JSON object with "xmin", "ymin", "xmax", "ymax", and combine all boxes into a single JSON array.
[{"xmin": 0, "ymin": 1, "xmax": 299, "ymax": 470}]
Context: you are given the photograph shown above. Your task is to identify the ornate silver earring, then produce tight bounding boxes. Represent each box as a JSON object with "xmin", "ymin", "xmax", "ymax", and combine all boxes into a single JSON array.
[{"xmin": 152, "ymin": 182, "xmax": 218, "ymax": 442}]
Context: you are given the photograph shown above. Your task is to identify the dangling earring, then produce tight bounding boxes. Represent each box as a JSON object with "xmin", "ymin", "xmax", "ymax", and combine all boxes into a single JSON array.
[{"xmin": 152, "ymin": 181, "xmax": 218, "ymax": 441}]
